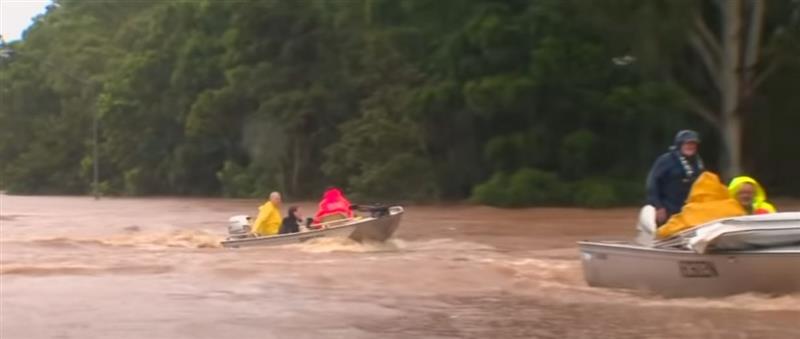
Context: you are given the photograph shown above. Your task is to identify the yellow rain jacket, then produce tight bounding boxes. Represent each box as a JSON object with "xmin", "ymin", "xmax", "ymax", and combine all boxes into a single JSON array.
[
  {"xmin": 728, "ymin": 176, "xmax": 777, "ymax": 214},
  {"xmin": 252, "ymin": 201, "xmax": 282, "ymax": 236},
  {"xmin": 657, "ymin": 172, "xmax": 746, "ymax": 238}
]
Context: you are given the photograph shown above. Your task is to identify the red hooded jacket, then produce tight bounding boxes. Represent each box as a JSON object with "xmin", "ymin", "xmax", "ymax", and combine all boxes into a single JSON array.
[{"xmin": 313, "ymin": 188, "xmax": 353, "ymax": 224}]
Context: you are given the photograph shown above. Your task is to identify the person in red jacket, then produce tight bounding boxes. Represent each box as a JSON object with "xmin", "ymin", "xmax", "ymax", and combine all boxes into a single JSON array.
[{"xmin": 313, "ymin": 187, "xmax": 354, "ymax": 224}]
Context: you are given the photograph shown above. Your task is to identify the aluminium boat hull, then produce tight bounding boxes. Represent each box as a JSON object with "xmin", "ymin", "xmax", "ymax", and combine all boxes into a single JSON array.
[
  {"xmin": 579, "ymin": 240, "xmax": 800, "ymax": 297},
  {"xmin": 221, "ymin": 206, "xmax": 403, "ymax": 248}
]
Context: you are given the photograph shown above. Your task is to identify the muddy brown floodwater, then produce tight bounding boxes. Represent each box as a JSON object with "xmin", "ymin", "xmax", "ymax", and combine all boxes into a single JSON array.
[{"xmin": 1, "ymin": 194, "xmax": 799, "ymax": 339}]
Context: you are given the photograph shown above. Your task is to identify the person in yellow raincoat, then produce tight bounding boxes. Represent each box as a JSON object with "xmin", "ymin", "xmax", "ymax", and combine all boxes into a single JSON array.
[
  {"xmin": 252, "ymin": 192, "xmax": 283, "ymax": 236},
  {"xmin": 657, "ymin": 172, "xmax": 746, "ymax": 239},
  {"xmin": 728, "ymin": 176, "xmax": 777, "ymax": 215}
]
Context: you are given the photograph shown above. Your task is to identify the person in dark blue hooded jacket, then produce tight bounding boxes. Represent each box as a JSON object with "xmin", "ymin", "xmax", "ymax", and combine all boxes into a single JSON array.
[{"xmin": 646, "ymin": 130, "xmax": 706, "ymax": 225}]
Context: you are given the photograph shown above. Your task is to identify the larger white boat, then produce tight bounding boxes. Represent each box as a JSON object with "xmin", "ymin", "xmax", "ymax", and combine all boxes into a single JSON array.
[{"xmin": 579, "ymin": 212, "xmax": 800, "ymax": 297}]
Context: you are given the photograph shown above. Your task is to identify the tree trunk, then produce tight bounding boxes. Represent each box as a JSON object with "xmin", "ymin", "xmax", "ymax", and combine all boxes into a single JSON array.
[
  {"xmin": 686, "ymin": 0, "xmax": 771, "ymax": 178},
  {"xmin": 719, "ymin": 0, "xmax": 743, "ymax": 178},
  {"xmin": 720, "ymin": 114, "xmax": 743, "ymax": 179},
  {"xmin": 738, "ymin": 0, "xmax": 766, "ymax": 175}
]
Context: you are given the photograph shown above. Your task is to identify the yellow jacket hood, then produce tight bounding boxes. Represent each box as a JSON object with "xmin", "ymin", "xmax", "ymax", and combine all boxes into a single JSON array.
[
  {"xmin": 728, "ymin": 176, "xmax": 776, "ymax": 214},
  {"xmin": 728, "ymin": 176, "xmax": 768, "ymax": 203}
]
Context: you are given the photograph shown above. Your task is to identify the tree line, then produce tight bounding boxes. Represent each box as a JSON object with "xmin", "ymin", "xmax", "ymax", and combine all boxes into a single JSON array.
[{"xmin": 1, "ymin": 0, "xmax": 798, "ymax": 206}]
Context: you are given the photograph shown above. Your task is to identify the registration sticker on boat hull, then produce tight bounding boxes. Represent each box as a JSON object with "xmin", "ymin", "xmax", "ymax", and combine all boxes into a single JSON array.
[{"xmin": 678, "ymin": 261, "xmax": 718, "ymax": 278}]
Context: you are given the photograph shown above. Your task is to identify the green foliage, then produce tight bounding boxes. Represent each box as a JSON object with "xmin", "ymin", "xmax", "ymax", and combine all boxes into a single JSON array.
[
  {"xmin": 464, "ymin": 75, "xmax": 536, "ymax": 115},
  {"xmin": 1, "ymin": 0, "xmax": 798, "ymax": 204},
  {"xmin": 571, "ymin": 180, "xmax": 618, "ymax": 208},
  {"xmin": 472, "ymin": 168, "xmax": 568, "ymax": 207},
  {"xmin": 216, "ymin": 161, "xmax": 271, "ymax": 198},
  {"xmin": 471, "ymin": 172, "xmax": 512, "ymax": 206},
  {"xmin": 473, "ymin": 170, "xmax": 644, "ymax": 208},
  {"xmin": 323, "ymin": 110, "xmax": 438, "ymax": 201},
  {"xmin": 559, "ymin": 130, "xmax": 598, "ymax": 179},
  {"xmin": 123, "ymin": 168, "xmax": 148, "ymax": 195},
  {"xmin": 571, "ymin": 178, "xmax": 643, "ymax": 208},
  {"xmin": 348, "ymin": 153, "xmax": 438, "ymax": 202}
]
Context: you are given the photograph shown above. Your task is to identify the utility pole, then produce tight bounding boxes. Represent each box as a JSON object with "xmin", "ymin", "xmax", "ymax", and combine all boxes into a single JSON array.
[{"xmin": 92, "ymin": 107, "xmax": 99, "ymax": 200}]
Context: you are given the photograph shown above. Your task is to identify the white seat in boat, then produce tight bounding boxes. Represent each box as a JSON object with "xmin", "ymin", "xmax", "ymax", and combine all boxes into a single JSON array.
[{"xmin": 635, "ymin": 205, "xmax": 658, "ymax": 246}]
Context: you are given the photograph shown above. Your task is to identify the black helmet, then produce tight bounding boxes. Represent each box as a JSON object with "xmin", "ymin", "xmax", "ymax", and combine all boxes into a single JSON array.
[{"xmin": 673, "ymin": 130, "xmax": 700, "ymax": 147}]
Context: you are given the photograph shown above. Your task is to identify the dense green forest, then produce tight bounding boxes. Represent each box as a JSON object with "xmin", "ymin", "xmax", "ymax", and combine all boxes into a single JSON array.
[{"xmin": 1, "ymin": 0, "xmax": 799, "ymax": 206}]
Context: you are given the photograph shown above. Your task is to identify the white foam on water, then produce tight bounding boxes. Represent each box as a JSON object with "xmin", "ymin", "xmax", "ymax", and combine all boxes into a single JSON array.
[
  {"xmin": 400, "ymin": 238, "xmax": 496, "ymax": 252},
  {"xmin": 16, "ymin": 229, "xmax": 224, "ymax": 249},
  {"xmin": 630, "ymin": 292, "xmax": 800, "ymax": 312},
  {"xmin": 288, "ymin": 237, "xmax": 406, "ymax": 253}
]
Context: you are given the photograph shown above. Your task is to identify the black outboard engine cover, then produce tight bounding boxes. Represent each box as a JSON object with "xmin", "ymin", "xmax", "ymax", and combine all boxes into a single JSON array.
[{"xmin": 351, "ymin": 204, "xmax": 390, "ymax": 218}]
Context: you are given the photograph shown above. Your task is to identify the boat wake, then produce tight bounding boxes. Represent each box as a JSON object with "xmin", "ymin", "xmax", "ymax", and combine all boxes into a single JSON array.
[
  {"xmin": 289, "ymin": 237, "xmax": 406, "ymax": 253},
  {"xmin": 100, "ymin": 230, "xmax": 223, "ymax": 249},
  {"xmin": 12, "ymin": 230, "xmax": 223, "ymax": 250},
  {"xmin": 287, "ymin": 237, "xmax": 496, "ymax": 254},
  {"xmin": 0, "ymin": 264, "xmax": 174, "ymax": 277},
  {"xmin": 413, "ymin": 248, "xmax": 800, "ymax": 313},
  {"xmin": 496, "ymin": 257, "xmax": 800, "ymax": 312},
  {"xmin": 631, "ymin": 292, "xmax": 800, "ymax": 312},
  {"xmin": 489, "ymin": 258, "xmax": 800, "ymax": 312},
  {"xmin": 401, "ymin": 238, "xmax": 496, "ymax": 252}
]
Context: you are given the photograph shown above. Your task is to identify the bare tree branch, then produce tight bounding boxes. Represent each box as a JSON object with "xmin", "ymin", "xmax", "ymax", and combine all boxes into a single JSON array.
[
  {"xmin": 688, "ymin": 33, "xmax": 723, "ymax": 91},
  {"xmin": 686, "ymin": 95, "xmax": 720, "ymax": 127},
  {"xmin": 753, "ymin": 61, "xmax": 780, "ymax": 89},
  {"xmin": 662, "ymin": 72, "xmax": 719, "ymax": 126},
  {"xmin": 671, "ymin": 84, "xmax": 720, "ymax": 127},
  {"xmin": 694, "ymin": 14, "xmax": 722, "ymax": 61}
]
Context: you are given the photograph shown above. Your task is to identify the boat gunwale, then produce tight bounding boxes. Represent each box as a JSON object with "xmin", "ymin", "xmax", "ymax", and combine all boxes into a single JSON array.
[
  {"xmin": 657, "ymin": 225, "xmax": 800, "ymax": 244},
  {"xmin": 221, "ymin": 206, "xmax": 404, "ymax": 247},
  {"xmin": 577, "ymin": 240, "xmax": 800, "ymax": 256},
  {"xmin": 221, "ymin": 221, "xmax": 362, "ymax": 246}
]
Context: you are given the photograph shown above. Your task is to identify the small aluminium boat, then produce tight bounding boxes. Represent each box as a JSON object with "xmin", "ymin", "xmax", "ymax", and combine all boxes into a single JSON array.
[
  {"xmin": 221, "ymin": 205, "xmax": 404, "ymax": 248},
  {"xmin": 579, "ymin": 212, "xmax": 800, "ymax": 297}
]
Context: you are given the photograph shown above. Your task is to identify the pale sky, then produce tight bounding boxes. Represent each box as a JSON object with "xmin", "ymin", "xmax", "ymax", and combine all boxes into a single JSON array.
[{"xmin": 0, "ymin": 0, "xmax": 51, "ymax": 42}]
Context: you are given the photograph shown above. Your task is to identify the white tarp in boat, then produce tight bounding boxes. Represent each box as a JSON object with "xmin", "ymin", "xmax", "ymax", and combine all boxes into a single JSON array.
[{"xmin": 654, "ymin": 212, "xmax": 800, "ymax": 254}]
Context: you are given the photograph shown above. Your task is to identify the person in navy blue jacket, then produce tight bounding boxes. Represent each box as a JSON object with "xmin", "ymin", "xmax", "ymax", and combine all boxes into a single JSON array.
[{"xmin": 646, "ymin": 130, "xmax": 706, "ymax": 225}]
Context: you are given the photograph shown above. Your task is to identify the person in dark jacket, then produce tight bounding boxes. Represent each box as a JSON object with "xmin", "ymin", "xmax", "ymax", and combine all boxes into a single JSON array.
[
  {"xmin": 279, "ymin": 206, "xmax": 302, "ymax": 234},
  {"xmin": 646, "ymin": 130, "xmax": 706, "ymax": 225}
]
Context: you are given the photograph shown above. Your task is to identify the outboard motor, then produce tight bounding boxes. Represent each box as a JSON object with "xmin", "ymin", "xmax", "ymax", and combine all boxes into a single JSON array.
[
  {"xmin": 369, "ymin": 206, "xmax": 390, "ymax": 218},
  {"xmin": 351, "ymin": 204, "xmax": 391, "ymax": 218},
  {"xmin": 227, "ymin": 215, "xmax": 252, "ymax": 240}
]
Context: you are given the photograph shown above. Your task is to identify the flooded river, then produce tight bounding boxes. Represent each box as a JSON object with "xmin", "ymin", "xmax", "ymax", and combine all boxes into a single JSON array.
[{"xmin": 1, "ymin": 194, "xmax": 798, "ymax": 338}]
